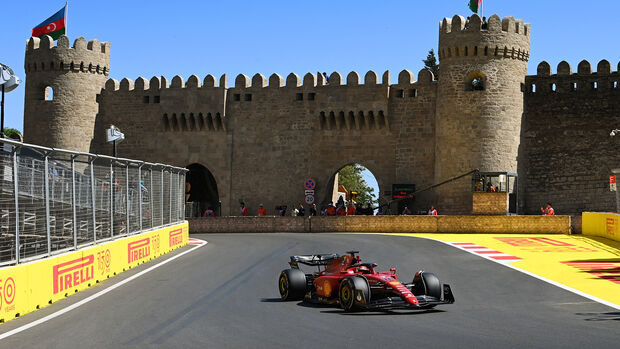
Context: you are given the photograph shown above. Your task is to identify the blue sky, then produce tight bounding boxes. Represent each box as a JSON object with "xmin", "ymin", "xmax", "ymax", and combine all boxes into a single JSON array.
[{"xmin": 3, "ymin": 0, "xmax": 620, "ymax": 133}]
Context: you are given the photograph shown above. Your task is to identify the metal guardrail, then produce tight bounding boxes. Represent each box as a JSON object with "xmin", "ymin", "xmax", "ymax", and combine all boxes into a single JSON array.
[{"xmin": 0, "ymin": 138, "xmax": 187, "ymax": 266}]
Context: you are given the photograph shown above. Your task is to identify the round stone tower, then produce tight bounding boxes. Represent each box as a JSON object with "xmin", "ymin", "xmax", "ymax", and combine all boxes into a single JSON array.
[
  {"xmin": 435, "ymin": 14, "xmax": 530, "ymax": 214},
  {"xmin": 23, "ymin": 35, "xmax": 110, "ymax": 152}
]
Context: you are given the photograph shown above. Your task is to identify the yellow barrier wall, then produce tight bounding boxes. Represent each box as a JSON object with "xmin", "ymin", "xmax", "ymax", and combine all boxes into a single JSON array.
[
  {"xmin": 582, "ymin": 212, "xmax": 620, "ymax": 242},
  {"xmin": 0, "ymin": 222, "xmax": 188, "ymax": 323}
]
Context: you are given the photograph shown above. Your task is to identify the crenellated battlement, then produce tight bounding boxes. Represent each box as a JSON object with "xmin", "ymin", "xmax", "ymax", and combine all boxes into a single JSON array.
[
  {"xmin": 525, "ymin": 59, "xmax": 620, "ymax": 94},
  {"xmin": 438, "ymin": 14, "xmax": 530, "ymax": 62},
  {"xmin": 101, "ymin": 69, "xmax": 435, "ymax": 93},
  {"xmin": 440, "ymin": 14, "xmax": 529, "ymax": 36},
  {"xmin": 25, "ymin": 35, "xmax": 110, "ymax": 75}
]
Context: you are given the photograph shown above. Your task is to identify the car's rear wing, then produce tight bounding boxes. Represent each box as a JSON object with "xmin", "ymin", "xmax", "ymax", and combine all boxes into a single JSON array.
[{"xmin": 289, "ymin": 254, "xmax": 340, "ymax": 268}]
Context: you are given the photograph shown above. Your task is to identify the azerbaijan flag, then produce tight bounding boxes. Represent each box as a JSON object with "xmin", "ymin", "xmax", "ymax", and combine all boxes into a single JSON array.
[
  {"xmin": 32, "ymin": 4, "xmax": 67, "ymax": 40},
  {"xmin": 468, "ymin": 0, "xmax": 481, "ymax": 13}
]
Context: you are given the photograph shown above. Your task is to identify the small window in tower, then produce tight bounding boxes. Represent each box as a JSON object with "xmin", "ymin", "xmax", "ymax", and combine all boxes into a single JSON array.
[
  {"xmin": 154, "ymin": 96, "xmax": 160, "ymax": 103},
  {"xmin": 614, "ymin": 81, "xmax": 618, "ymax": 89},
  {"xmin": 233, "ymin": 93, "xmax": 241, "ymax": 101},
  {"xmin": 551, "ymin": 83, "xmax": 557, "ymax": 92},
  {"xmin": 397, "ymin": 89, "xmax": 404, "ymax": 98},
  {"xmin": 465, "ymin": 72, "xmax": 486, "ymax": 91},
  {"xmin": 143, "ymin": 96, "xmax": 150, "ymax": 104},
  {"xmin": 45, "ymin": 86, "xmax": 54, "ymax": 101},
  {"xmin": 308, "ymin": 93, "xmax": 316, "ymax": 101},
  {"xmin": 571, "ymin": 82, "xmax": 577, "ymax": 91},
  {"xmin": 531, "ymin": 84, "xmax": 536, "ymax": 93},
  {"xmin": 593, "ymin": 82, "xmax": 598, "ymax": 90},
  {"xmin": 244, "ymin": 93, "xmax": 252, "ymax": 101},
  {"xmin": 409, "ymin": 89, "xmax": 418, "ymax": 98},
  {"xmin": 296, "ymin": 93, "xmax": 303, "ymax": 101}
]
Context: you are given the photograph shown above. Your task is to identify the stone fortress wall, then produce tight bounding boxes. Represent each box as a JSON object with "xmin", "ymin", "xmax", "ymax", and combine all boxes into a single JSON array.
[
  {"xmin": 519, "ymin": 60, "xmax": 620, "ymax": 214},
  {"xmin": 21, "ymin": 13, "xmax": 620, "ymax": 216}
]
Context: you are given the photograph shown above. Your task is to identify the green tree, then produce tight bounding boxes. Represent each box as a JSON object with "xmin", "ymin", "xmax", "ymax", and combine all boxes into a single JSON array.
[
  {"xmin": 422, "ymin": 49, "xmax": 439, "ymax": 80},
  {"xmin": 337, "ymin": 164, "xmax": 377, "ymax": 206},
  {"xmin": 3, "ymin": 128, "xmax": 22, "ymax": 141}
]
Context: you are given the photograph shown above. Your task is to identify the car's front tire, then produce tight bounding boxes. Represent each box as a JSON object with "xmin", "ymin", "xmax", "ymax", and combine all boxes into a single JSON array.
[
  {"xmin": 279, "ymin": 269, "xmax": 306, "ymax": 301},
  {"xmin": 339, "ymin": 277, "xmax": 369, "ymax": 311}
]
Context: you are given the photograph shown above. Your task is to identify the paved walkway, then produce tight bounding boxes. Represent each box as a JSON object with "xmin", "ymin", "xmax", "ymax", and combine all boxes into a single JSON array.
[{"xmin": 382, "ymin": 233, "xmax": 620, "ymax": 309}]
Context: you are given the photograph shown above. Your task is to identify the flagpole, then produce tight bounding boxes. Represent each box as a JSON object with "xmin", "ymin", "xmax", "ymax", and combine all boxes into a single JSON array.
[
  {"xmin": 65, "ymin": 2, "xmax": 68, "ymax": 37},
  {"xmin": 481, "ymin": 0, "xmax": 483, "ymax": 20}
]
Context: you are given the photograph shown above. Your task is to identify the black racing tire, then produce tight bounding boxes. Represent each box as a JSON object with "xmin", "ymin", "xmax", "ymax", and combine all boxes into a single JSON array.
[
  {"xmin": 413, "ymin": 271, "xmax": 442, "ymax": 299},
  {"xmin": 339, "ymin": 277, "xmax": 369, "ymax": 311},
  {"xmin": 279, "ymin": 269, "xmax": 306, "ymax": 301}
]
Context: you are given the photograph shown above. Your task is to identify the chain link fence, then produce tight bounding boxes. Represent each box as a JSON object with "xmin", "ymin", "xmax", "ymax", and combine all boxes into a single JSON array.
[{"xmin": 0, "ymin": 138, "xmax": 187, "ymax": 266}]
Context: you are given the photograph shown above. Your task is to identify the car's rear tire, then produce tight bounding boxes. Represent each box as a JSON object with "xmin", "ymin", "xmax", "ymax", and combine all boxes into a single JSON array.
[
  {"xmin": 279, "ymin": 269, "xmax": 306, "ymax": 301},
  {"xmin": 339, "ymin": 277, "xmax": 369, "ymax": 311}
]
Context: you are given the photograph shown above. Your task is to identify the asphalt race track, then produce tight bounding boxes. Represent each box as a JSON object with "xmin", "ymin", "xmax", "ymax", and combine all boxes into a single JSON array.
[{"xmin": 0, "ymin": 233, "xmax": 618, "ymax": 348}]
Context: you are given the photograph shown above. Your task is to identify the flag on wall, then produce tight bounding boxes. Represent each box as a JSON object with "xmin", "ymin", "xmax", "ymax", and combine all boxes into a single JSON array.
[
  {"xmin": 32, "ymin": 4, "xmax": 67, "ymax": 40},
  {"xmin": 468, "ymin": 0, "xmax": 482, "ymax": 13}
]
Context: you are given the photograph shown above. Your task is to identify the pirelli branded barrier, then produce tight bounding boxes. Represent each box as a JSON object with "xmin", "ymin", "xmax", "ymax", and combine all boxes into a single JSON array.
[
  {"xmin": 582, "ymin": 212, "xmax": 620, "ymax": 243},
  {"xmin": 0, "ymin": 222, "xmax": 188, "ymax": 323}
]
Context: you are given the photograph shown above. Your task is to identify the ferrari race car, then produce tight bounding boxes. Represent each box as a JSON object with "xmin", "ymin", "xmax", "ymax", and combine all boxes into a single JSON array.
[{"xmin": 278, "ymin": 251, "xmax": 454, "ymax": 311}]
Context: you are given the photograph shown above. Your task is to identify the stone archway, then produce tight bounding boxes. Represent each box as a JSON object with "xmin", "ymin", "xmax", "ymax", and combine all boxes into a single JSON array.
[
  {"xmin": 186, "ymin": 163, "xmax": 219, "ymax": 216},
  {"xmin": 322, "ymin": 163, "xmax": 381, "ymax": 215}
]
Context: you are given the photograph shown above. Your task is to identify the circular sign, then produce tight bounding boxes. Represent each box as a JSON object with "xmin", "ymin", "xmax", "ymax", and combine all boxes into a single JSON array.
[
  {"xmin": 305, "ymin": 195, "xmax": 315, "ymax": 204},
  {"xmin": 304, "ymin": 178, "xmax": 316, "ymax": 190}
]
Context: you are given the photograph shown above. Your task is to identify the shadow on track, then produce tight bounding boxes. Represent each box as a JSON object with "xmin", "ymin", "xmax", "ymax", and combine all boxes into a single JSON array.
[{"xmin": 576, "ymin": 311, "xmax": 620, "ymax": 321}]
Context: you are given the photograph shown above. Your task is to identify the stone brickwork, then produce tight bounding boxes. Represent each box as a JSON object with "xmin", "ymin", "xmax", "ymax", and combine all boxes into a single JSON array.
[
  {"xmin": 519, "ymin": 60, "xmax": 620, "ymax": 214},
  {"xmin": 188, "ymin": 215, "xmax": 573, "ymax": 234},
  {"xmin": 23, "ymin": 35, "xmax": 110, "ymax": 153},
  {"xmin": 472, "ymin": 192, "xmax": 509, "ymax": 215},
  {"xmin": 435, "ymin": 15, "xmax": 530, "ymax": 213},
  {"xmin": 23, "ymin": 13, "xmax": 616, "ymax": 217}
]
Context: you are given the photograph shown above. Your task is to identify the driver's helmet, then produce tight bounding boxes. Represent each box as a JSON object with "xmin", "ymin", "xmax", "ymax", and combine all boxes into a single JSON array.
[{"xmin": 357, "ymin": 265, "xmax": 370, "ymax": 273}]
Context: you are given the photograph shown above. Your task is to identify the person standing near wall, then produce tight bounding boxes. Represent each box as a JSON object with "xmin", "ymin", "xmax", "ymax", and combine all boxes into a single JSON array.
[
  {"xmin": 347, "ymin": 202, "xmax": 356, "ymax": 216},
  {"xmin": 240, "ymin": 202, "xmax": 248, "ymax": 216},
  {"xmin": 428, "ymin": 206, "xmax": 438, "ymax": 215},
  {"xmin": 203, "ymin": 207, "xmax": 215, "ymax": 217},
  {"xmin": 297, "ymin": 203, "xmax": 305, "ymax": 216},
  {"xmin": 257, "ymin": 204, "xmax": 267, "ymax": 216},
  {"xmin": 326, "ymin": 202, "xmax": 336, "ymax": 216},
  {"xmin": 541, "ymin": 203, "xmax": 555, "ymax": 215},
  {"xmin": 309, "ymin": 204, "xmax": 317, "ymax": 216}
]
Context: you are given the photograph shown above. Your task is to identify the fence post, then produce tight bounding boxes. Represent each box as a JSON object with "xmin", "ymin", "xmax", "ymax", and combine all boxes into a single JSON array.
[
  {"xmin": 44, "ymin": 153, "xmax": 51, "ymax": 256},
  {"xmin": 138, "ymin": 163, "xmax": 143, "ymax": 232},
  {"xmin": 71, "ymin": 155, "xmax": 78, "ymax": 249},
  {"xmin": 12, "ymin": 147, "xmax": 20, "ymax": 263},
  {"xmin": 110, "ymin": 161, "xmax": 114, "ymax": 237},
  {"xmin": 90, "ymin": 157, "xmax": 97, "ymax": 242},
  {"xmin": 169, "ymin": 169, "xmax": 172, "ymax": 224},
  {"xmin": 149, "ymin": 167, "xmax": 154, "ymax": 229},
  {"xmin": 161, "ymin": 168, "xmax": 164, "ymax": 227},
  {"xmin": 125, "ymin": 162, "xmax": 130, "ymax": 234}
]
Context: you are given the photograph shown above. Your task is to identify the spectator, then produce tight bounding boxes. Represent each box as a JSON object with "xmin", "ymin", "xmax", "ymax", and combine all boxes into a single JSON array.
[
  {"xmin": 257, "ymin": 204, "xmax": 267, "ymax": 216},
  {"xmin": 279, "ymin": 205, "xmax": 287, "ymax": 216},
  {"xmin": 309, "ymin": 203, "xmax": 317, "ymax": 216},
  {"xmin": 401, "ymin": 205, "xmax": 411, "ymax": 215},
  {"xmin": 325, "ymin": 202, "xmax": 336, "ymax": 216},
  {"xmin": 240, "ymin": 202, "xmax": 248, "ymax": 216},
  {"xmin": 482, "ymin": 16, "xmax": 488, "ymax": 29},
  {"xmin": 347, "ymin": 202, "xmax": 356, "ymax": 216},
  {"xmin": 428, "ymin": 205, "xmax": 438, "ymax": 216},
  {"xmin": 541, "ymin": 202, "xmax": 555, "ymax": 216},
  {"xmin": 376, "ymin": 207, "xmax": 385, "ymax": 216},
  {"xmin": 297, "ymin": 203, "xmax": 305, "ymax": 216},
  {"xmin": 323, "ymin": 72, "xmax": 329, "ymax": 84},
  {"xmin": 336, "ymin": 205, "xmax": 346, "ymax": 216}
]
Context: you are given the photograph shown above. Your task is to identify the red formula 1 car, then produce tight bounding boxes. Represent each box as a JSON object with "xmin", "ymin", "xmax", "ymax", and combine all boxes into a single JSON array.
[{"xmin": 278, "ymin": 251, "xmax": 454, "ymax": 311}]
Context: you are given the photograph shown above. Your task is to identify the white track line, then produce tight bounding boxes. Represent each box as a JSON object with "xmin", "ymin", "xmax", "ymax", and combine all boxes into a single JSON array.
[
  {"xmin": 400, "ymin": 235, "xmax": 620, "ymax": 311},
  {"xmin": 0, "ymin": 239, "xmax": 207, "ymax": 340}
]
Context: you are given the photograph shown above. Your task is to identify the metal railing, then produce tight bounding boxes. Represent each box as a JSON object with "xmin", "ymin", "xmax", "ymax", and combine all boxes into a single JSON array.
[{"xmin": 0, "ymin": 138, "xmax": 187, "ymax": 266}]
